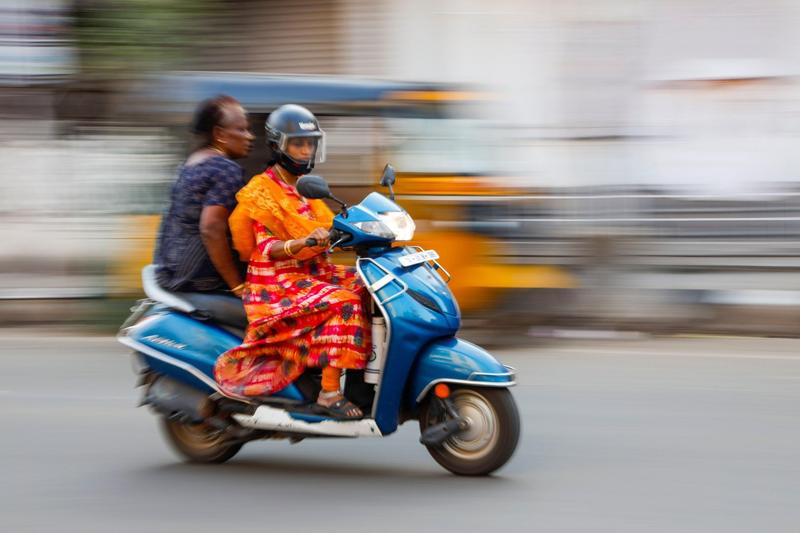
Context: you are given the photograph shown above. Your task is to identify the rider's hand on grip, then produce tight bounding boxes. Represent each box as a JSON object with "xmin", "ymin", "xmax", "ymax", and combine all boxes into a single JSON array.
[{"xmin": 305, "ymin": 227, "xmax": 329, "ymax": 248}]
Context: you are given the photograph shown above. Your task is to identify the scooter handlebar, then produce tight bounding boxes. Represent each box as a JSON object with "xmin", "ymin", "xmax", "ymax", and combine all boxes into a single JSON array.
[{"xmin": 305, "ymin": 229, "xmax": 343, "ymax": 250}]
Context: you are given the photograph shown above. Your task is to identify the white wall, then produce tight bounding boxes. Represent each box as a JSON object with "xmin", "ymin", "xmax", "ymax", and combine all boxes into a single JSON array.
[{"xmin": 341, "ymin": 0, "xmax": 800, "ymax": 191}]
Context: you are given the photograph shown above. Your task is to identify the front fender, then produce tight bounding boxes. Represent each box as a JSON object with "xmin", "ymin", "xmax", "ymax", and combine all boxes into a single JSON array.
[{"xmin": 406, "ymin": 337, "xmax": 516, "ymax": 409}]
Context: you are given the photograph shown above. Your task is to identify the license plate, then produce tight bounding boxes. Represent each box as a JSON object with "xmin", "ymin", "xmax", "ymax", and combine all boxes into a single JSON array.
[{"xmin": 398, "ymin": 249, "xmax": 439, "ymax": 267}]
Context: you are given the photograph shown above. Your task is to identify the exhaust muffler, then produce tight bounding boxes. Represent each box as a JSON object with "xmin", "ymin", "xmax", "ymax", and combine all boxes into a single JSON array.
[{"xmin": 143, "ymin": 376, "xmax": 214, "ymax": 424}]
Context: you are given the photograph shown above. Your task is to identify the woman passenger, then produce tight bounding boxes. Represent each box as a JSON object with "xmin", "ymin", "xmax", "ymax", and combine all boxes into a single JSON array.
[{"xmin": 154, "ymin": 95, "xmax": 253, "ymax": 298}]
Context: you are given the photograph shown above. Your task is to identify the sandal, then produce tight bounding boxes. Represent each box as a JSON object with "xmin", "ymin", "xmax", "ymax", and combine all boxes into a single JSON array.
[{"xmin": 313, "ymin": 392, "xmax": 364, "ymax": 420}]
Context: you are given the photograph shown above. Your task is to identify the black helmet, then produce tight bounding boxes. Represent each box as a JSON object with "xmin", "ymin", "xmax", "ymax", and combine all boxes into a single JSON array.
[{"xmin": 265, "ymin": 104, "xmax": 325, "ymax": 176}]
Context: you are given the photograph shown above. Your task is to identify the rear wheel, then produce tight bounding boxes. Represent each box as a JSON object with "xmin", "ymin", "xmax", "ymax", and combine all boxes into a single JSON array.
[
  {"xmin": 419, "ymin": 387, "xmax": 520, "ymax": 476},
  {"xmin": 160, "ymin": 418, "xmax": 243, "ymax": 464}
]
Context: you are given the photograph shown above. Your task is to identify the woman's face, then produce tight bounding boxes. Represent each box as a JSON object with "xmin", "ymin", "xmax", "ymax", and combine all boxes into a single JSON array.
[
  {"xmin": 215, "ymin": 105, "xmax": 254, "ymax": 159},
  {"xmin": 285, "ymin": 137, "xmax": 317, "ymax": 162}
]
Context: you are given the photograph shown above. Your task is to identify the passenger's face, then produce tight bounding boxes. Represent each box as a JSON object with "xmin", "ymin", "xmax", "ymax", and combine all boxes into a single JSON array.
[
  {"xmin": 286, "ymin": 137, "xmax": 317, "ymax": 161},
  {"xmin": 214, "ymin": 105, "xmax": 254, "ymax": 159}
]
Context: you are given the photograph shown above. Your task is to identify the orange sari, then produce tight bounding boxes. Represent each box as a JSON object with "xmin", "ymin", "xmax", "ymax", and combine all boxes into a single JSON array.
[{"xmin": 214, "ymin": 169, "xmax": 370, "ymax": 397}]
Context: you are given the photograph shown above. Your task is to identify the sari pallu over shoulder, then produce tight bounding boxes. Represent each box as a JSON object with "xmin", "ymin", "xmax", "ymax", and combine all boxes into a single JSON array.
[{"xmin": 229, "ymin": 169, "xmax": 333, "ymax": 262}]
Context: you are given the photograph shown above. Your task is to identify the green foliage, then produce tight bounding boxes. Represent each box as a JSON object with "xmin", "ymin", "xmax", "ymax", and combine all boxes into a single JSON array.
[{"xmin": 73, "ymin": 0, "xmax": 219, "ymax": 77}]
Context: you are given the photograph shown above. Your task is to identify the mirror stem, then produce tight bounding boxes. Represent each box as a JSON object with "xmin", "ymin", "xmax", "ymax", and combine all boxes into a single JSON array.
[{"xmin": 330, "ymin": 194, "xmax": 349, "ymax": 218}]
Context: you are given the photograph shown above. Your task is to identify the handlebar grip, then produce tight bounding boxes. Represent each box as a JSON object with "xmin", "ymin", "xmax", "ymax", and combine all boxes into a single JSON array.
[{"xmin": 305, "ymin": 237, "xmax": 318, "ymax": 247}]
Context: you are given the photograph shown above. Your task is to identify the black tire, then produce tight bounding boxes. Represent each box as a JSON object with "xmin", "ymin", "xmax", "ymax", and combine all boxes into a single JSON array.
[
  {"xmin": 160, "ymin": 418, "xmax": 243, "ymax": 464},
  {"xmin": 419, "ymin": 387, "xmax": 520, "ymax": 476}
]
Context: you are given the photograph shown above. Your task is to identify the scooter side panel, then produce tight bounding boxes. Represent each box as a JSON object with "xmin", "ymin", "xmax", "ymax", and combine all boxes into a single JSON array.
[
  {"xmin": 124, "ymin": 310, "xmax": 305, "ymax": 401},
  {"xmin": 359, "ymin": 252, "xmax": 460, "ymax": 434},
  {"xmin": 405, "ymin": 337, "xmax": 514, "ymax": 410},
  {"xmin": 371, "ymin": 247, "xmax": 461, "ymax": 321}
]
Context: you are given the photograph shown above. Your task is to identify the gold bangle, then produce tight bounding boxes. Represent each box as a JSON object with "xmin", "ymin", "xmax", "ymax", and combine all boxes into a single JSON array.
[
  {"xmin": 231, "ymin": 282, "xmax": 245, "ymax": 293},
  {"xmin": 283, "ymin": 239, "xmax": 295, "ymax": 258}
]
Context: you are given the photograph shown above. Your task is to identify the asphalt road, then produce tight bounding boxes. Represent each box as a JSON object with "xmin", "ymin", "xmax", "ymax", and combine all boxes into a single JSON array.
[{"xmin": 1, "ymin": 330, "xmax": 799, "ymax": 533}]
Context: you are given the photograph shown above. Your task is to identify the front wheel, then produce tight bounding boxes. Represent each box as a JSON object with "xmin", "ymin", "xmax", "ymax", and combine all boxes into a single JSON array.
[
  {"xmin": 160, "ymin": 418, "xmax": 243, "ymax": 464},
  {"xmin": 419, "ymin": 387, "xmax": 520, "ymax": 476}
]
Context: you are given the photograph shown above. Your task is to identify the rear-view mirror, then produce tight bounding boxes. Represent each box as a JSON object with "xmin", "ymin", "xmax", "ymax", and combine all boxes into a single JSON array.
[
  {"xmin": 296, "ymin": 175, "xmax": 331, "ymax": 200},
  {"xmin": 380, "ymin": 164, "xmax": 396, "ymax": 187}
]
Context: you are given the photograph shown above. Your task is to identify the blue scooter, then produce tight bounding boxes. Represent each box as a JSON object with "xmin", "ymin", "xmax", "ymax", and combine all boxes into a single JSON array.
[{"xmin": 118, "ymin": 165, "xmax": 519, "ymax": 476}]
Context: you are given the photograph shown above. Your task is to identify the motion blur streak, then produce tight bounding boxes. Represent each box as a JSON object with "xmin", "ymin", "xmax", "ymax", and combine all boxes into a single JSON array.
[{"xmin": 2, "ymin": 0, "xmax": 800, "ymax": 336}]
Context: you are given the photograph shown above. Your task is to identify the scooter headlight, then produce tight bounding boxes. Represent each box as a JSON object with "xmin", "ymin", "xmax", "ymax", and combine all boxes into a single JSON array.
[
  {"xmin": 353, "ymin": 220, "xmax": 396, "ymax": 240},
  {"xmin": 377, "ymin": 211, "xmax": 416, "ymax": 241}
]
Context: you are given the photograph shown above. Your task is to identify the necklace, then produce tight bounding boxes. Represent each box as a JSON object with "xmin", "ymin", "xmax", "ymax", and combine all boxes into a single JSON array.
[
  {"xmin": 274, "ymin": 166, "xmax": 295, "ymax": 187},
  {"xmin": 209, "ymin": 145, "xmax": 226, "ymax": 156}
]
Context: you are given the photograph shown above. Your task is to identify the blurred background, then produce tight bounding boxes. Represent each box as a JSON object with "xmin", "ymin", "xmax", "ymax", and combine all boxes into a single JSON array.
[{"xmin": 3, "ymin": 0, "xmax": 800, "ymax": 338}]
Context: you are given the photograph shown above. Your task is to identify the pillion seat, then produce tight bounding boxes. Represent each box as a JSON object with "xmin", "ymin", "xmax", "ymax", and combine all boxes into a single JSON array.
[{"xmin": 141, "ymin": 265, "xmax": 248, "ymax": 331}]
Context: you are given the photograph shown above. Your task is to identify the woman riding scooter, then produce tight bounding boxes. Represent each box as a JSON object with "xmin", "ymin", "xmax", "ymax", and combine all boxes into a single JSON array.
[{"xmin": 215, "ymin": 105, "xmax": 370, "ymax": 419}]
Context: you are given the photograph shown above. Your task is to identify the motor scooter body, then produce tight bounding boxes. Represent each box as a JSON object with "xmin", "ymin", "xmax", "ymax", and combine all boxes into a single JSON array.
[{"xmin": 118, "ymin": 170, "xmax": 519, "ymax": 475}]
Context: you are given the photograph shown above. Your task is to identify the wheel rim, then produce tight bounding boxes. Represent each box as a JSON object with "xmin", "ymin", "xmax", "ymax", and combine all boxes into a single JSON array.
[
  {"xmin": 437, "ymin": 389, "xmax": 499, "ymax": 461},
  {"xmin": 170, "ymin": 422, "xmax": 229, "ymax": 453}
]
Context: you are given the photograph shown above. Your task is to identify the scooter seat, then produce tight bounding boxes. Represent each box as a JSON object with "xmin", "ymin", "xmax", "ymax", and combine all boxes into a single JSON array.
[
  {"xmin": 141, "ymin": 265, "xmax": 248, "ymax": 330},
  {"xmin": 177, "ymin": 292, "xmax": 248, "ymax": 329}
]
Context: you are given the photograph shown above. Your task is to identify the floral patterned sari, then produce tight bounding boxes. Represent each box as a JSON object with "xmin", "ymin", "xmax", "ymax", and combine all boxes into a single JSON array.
[{"xmin": 213, "ymin": 169, "xmax": 370, "ymax": 396}]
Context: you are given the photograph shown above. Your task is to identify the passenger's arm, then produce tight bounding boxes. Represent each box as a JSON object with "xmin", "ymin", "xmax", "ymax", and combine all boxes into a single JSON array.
[{"xmin": 199, "ymin": 205, "xmax": 244, "ymax": 294}]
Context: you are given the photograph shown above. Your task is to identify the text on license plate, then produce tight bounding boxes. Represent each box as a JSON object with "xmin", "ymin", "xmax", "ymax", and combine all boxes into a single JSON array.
[{"xmin": 398, "ymin": 249, "xmax": 439, "ymax": 267}]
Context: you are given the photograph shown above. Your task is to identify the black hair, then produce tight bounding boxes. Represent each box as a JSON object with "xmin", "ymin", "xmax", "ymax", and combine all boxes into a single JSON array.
[{"xmin": 190, "ymin": 94, "xmax": 240, "ymax": 148}]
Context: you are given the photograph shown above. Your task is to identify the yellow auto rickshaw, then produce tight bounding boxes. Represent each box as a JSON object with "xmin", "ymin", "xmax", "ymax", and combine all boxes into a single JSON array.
[{"xmin": 116, "ymin": 73, "xmax": 573, "ymax": 312}]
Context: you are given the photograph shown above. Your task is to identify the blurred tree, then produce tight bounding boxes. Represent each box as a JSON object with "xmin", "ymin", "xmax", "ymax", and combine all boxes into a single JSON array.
[
  {"xmin": 72, "ymin": 0, "xmax": 218, "ymax": 78},
  {"xmin": 58, "ymin": 0, "xmax": 220, "ymax": 126}
]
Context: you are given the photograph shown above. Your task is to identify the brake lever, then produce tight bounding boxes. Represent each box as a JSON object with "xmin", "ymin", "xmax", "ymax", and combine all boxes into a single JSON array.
[
  {"xmin": 307, "ymin": 230, "xmax": 349, "ymax": 254},
  {"xmin": 305, "ymin": 235, "xmax": 346, "ymax": 254},
  {"xmin": 324, "ymin": 229, "xmax": 346, "ymax": 254},
  {"xmin": 327, "ymin": 237, "xmax": 347, "ymax": 254}
]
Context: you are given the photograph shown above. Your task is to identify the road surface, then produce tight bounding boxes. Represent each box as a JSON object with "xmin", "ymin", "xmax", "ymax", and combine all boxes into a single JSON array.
[{"xmin": 1, "ymin": 330, "xmax": 798, "ymax": 532}]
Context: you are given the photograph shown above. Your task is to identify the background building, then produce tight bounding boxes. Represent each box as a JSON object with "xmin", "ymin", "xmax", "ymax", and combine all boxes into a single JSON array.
[{"xmin": 3, "ymin": 0, "xmax": 800, "ymax": 333}]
